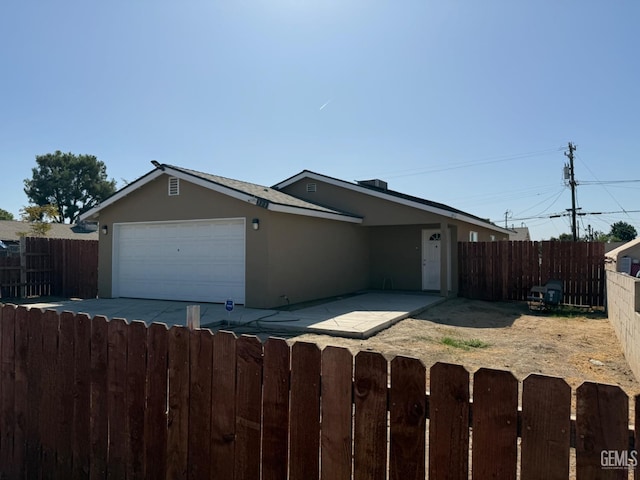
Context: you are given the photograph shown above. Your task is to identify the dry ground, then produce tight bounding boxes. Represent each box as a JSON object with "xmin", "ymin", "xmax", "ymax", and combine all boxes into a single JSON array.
[{"xmin": 293, "ymin": 297, "xmax": 640, "ymax": 407}]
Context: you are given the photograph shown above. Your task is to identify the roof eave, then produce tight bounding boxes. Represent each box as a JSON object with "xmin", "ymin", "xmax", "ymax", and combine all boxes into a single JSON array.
[
  {"xmin": 268, "ymin": 203, "xmax": 363, "ymax": 223},
  {"xmin": 79, "ymin": 169, "xmax": 166, "ymax": 222},
  {"xmin": 274, "ymin": 171, "xmax": 511, "ymax": 235},
  {"xmin": 79, "ymin": 165, "xmax": 359, "ymax": 224}
]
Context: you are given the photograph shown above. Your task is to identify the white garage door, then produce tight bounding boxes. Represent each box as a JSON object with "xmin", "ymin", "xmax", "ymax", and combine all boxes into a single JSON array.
[{"xmin": 113, "ymin": 219, "xmax": 245, "ymax": 303}]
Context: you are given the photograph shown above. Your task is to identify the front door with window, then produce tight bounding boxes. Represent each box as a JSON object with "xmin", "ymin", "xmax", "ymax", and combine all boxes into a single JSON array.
[{"xmin": 422, "ymin": 230, "xmax": 441, "ymax": 290}]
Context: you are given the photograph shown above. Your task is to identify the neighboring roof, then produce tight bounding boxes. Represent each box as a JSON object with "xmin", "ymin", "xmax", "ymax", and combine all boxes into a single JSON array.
[
  {"xmin": 0, "ymin": 220, "xmax": 99, "ymax": 241},
  {"xmin": 605, "ymin": 237, "xmax": 640, "ymax": 259},
  {"xmin": 509, "ymin": 227, "xmax": 531, "ymax": 241},
  {"xmin": 274, "ymin": 170, "xmax": 512, "ymax": 234},
  {"xmin": 79, "ymin": 163, "xmax": 363, "ymax": 224}
]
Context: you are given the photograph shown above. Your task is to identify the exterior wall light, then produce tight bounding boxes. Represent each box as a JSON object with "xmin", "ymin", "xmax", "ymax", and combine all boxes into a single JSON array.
[
  {"xmin": 252, "ymin": 218, "xmax": 260, "ymax": 231},
  {"xmin": 101, "ymin": 225, "xmax": 108, "ymax": 235}
]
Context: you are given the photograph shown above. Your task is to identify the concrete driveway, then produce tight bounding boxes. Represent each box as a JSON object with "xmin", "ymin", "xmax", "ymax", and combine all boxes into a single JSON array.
[{"xmin": 10, "ymin": 291, "xmax": 445, "ymax": 339}]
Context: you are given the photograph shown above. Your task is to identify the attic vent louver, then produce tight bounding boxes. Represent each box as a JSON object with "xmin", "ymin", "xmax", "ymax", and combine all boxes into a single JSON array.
[
  {"xmin": 357, "ymin": 179, "xmax": 388, "ymax": 190},
  {"xmin": 306, "ymin": 183, "xmax": 317, "ymax": 193},
  {"xmin": 256, "ymin": 198, "xmax": 270, "ymax": 209},
  {"xmin": 168, "ymin": 177, "xmax": 180, "ymax": 196}
]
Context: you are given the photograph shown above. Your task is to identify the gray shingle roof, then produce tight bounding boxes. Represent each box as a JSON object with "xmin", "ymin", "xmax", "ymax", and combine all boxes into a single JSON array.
[
  {"xmin": 0, "ymin": 220, "xmax": 99, "ymax": 242},
  {"xmin": 167, "ymin": 165, "xmax": 360, "ymax": 218},
  {"xmin": 509, "ymin": 227, "xmax": 531, "ymax": 241},
  {"xmin": 274, "ymin": 169, "xmax": 509, "ymax": 233}
]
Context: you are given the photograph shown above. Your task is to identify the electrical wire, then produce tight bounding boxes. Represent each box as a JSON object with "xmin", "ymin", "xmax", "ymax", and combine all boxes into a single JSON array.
[
  {"xmin": 504, "ymin": 209, "xmax": 640, "ymax": 223},
  {"xmin": 366, "ymin": 146, "xmax": 565, "ymax": 179},
  {"xmin": 452, "ymin": 184, "xmax": 561, "ymax": 209},
  {"xmin": 513, "ymin": 188, "xmax": 566, "ymax": 218},
  {"xmin": 575, "ymin": 153, "xmax": 632, "ymax": 220},
  {"xmin": 580, "ymin": 180, "xmax": 640, "ymax": 185},
  {"xmin": 201, "ymin": 311, "xmax": 300, "ymax": 331}
]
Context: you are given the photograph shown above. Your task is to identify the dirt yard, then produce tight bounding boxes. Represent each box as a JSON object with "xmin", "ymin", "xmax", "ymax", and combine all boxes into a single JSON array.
[{"xmin": 293, "ymin": 297, "xmax": 640, "ymax": 403}]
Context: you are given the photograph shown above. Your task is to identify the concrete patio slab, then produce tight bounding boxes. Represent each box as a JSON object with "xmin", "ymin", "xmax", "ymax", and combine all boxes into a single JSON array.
[
  {"xmin": 9, "ymin": 291, "xmax": 445, "ymax": 339},
  {"xmin": 255, "ymin": 292, "xmax": 445, "ymax": 338},
  {"xmin": 8, "ymin": 297, "xmax": 272, "ymax": 329}
]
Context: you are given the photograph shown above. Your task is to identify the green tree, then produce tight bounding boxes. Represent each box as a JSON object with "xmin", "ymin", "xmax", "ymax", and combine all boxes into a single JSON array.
[
  {"xmin": 609, "ymin": 221, "xmax": 638, "ymax": 242},
  {"xmin": 19, "ymin": 204, "xmax": 59, "ymax": 236},
  {"xmin": 0, "ymin": 208, "xmax": 14, "ymax": 220},
  {"xmin": 23, "ymin": 151, "xmax": 116, "ymax": 224},
  {"xmin": 550, "ymin": 233, "xmax": 575, "ymax": 241},
  {"xmin": 592, "ymin": 230, "xmax": 611, "ymax": 242}
]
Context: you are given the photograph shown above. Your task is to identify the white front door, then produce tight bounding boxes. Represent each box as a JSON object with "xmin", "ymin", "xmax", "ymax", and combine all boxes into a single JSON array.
[{"xmin": 422, "ymin": 230, "xmax": 441, "ymax": 290}]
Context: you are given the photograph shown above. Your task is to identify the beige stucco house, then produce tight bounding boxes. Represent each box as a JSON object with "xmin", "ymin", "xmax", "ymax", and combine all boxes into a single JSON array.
[{"xmin": 79, "ymin": 163, "xmax": 510, "ymax": 308}]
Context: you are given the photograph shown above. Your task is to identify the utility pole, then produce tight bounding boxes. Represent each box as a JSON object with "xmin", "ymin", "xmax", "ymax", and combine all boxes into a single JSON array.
[
  {"xmin": 564, "ymin": 142, "xmax": 578, "ymax": 241},
  {"xmin": 504, "ymin": 210, "xmax": 512, "ymax": 229}
]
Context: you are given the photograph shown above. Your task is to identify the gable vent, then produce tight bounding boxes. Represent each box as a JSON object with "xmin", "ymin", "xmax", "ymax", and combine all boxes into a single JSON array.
[
  {"xmin": 306, "ymin": 182, "xmax": 317, "ymax": 193},
  {"xmin": 168, "ymin": 177, "xmax": 180, "ymax": 196}
]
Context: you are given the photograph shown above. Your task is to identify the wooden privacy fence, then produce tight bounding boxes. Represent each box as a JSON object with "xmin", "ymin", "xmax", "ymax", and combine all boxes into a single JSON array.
[
  {"xmin": 0, "ymin": 305, "xmax": 638, "ymax": 479},
  {"xmin": 0, "ymin": 237, "xmax": 97, "ymax": 299},
  {"xmin": 459, "ymin": 240, "xmax": 606, "ymax": 306}
]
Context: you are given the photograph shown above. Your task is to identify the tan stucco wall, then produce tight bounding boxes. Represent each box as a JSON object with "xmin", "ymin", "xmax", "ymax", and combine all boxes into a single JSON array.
[
  {"xmin": 265, "ymin": 214, "xmax": 369, "ymax": 307},
  {"xmin": 280, "ymin": 179, "xmax": 507, "ymax": 241},
  {"xmin": 97, "ymin": 174, "xmax": 270, "ymax": 306},
  {"xmin": 368, "ymin": 225, "xmax": 425, "ymax": 291},
  {"xmin": 96, "ymin": 173, "xmax": 369, "ymax": 308},
  {"xmin": 605, "ymin": 268, "xmax": 640, "ymax": 382}
]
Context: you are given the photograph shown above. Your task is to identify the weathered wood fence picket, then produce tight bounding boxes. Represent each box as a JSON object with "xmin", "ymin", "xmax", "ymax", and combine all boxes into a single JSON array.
[
  {"xmin": 2, "ymin": 238, "xmax": 607, "ymax": 310},
  {"xmin": 459, "ymin": 241, "xmax": 606, "ymax": 306},
  {"xmin": 0, "ymin": 304, "xmax": 637, "ymax": 479},
  {"xmin": 0, "ymin": 237, "xmax": 98, "ymax": 299}
]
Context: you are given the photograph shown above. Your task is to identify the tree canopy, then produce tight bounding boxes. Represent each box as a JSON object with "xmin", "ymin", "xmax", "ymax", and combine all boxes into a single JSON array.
[
  {"xmin": 19, "ymin": 204, "xmax": 59, "ymax": 237},
  {"xmin": 609, "ymin": 221, "xmax": 638, "ymax": 242},
  {"xmin": 551, "ymin": 233, "xmax": 575, "ymax": 242},
  {"xmin": 0, "ymin": 208, "xmax": 14, "ymax": 220},
  {"xmin": 23, "ymin": 151, "xmax": 117, "ymax": 224}
]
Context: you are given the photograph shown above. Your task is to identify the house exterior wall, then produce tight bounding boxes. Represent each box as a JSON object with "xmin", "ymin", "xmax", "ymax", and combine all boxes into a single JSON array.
[
  {"xmin": 280, "ymin": 179, "xmax": 507, "ymax": 241},
  {"xmin": 368, "ymin": 225, "xmax": 426, "ymax": 291},
  {"xmin": 364, "ymin": 224, "xmax": 459, "ymax": 294},
  {"xmin": 265, "ymin": 214, "xmax": 369, "ymax": 307},
  {"xmin": 605, "ymin": 268, "xmax": 640, "ymax": 381},
  {"xmin": 96, "ymin": 173, "xmax": 368, "ymax": 308}
]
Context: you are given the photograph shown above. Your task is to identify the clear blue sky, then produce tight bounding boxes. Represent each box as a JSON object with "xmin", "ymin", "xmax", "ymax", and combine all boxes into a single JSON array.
[{"xmin": 1, "ymin": 1, "xmax": 638, "ymax": 240}]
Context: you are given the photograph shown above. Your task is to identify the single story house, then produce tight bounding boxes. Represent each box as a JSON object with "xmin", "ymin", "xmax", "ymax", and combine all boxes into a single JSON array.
[
  {"xmin": 0, "ymin": 220, "xmax": 99, "ymax": 243},
  {"xmin": 509, "ymin": 226, "xmax": 531, "ymax": 241},
  {"xmin": 605, "ymin": 237, "xmax": 640, "ymax": 277},
  {"xmin": 0, "ymin": 220, "xmax": 98, "ymax": 255},
  {"xmin": 79, "ymin": 163, "xmax": 511, "ymax": 308}
]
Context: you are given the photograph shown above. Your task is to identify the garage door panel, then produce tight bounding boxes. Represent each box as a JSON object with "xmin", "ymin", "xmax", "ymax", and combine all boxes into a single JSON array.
[{"xmin": 114, "ymin": 219, "xmax": 245, "ymax": 303}]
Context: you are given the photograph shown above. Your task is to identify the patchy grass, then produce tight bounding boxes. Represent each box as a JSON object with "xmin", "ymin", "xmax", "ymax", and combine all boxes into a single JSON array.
[
  {"xmin": 546, "ymin": 305, "xmax": 607, "ymax": 319},
  {"xmin": 441, "ymin": 336, "xmax": 490, "ymax": 350}
]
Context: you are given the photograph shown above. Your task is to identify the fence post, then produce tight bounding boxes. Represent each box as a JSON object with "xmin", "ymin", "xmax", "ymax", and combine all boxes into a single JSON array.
[
  {"xmin": 19, "ymin": 237, "xmax": 26, "ymax": 298},
  {"xmin": 186, "ymin": 305, "xmax": 201, "ymax": 330}
]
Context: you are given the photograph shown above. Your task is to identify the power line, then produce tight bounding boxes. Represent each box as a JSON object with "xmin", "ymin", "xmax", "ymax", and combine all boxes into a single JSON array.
[
  {"xmin": 513, "ymin": 188, "xmax": 566, "ymax": 218},
  {"xmin": 575, "ymin": 153, "xmax": 632, "ymax": 220},
  {"xmin": 503, "ymin": 209, "xmax": 640, "ymax": 223},
  {"xmin": 580, "ymin": 179, "xmax": 640, "ymax": 185},
  {"xmin": 452, "ymin": 184, "xmax": 561, "ymax": 209},
  {"xmin": 367, "ymin": 146, "xmax": 565, "ymax": 179}
]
